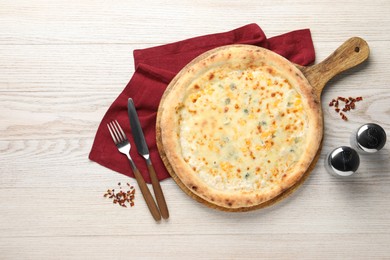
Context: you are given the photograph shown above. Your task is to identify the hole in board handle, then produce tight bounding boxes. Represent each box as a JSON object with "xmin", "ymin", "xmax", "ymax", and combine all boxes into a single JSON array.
[{"xmin": 354, "ymin": 46, "xmax": 360, "ymax": 53}]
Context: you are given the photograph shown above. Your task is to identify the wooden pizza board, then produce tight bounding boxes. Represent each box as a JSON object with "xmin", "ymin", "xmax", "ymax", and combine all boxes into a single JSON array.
[{"xmin": 156, "ymin": 37, "xmax": 369, "ymax": 212}]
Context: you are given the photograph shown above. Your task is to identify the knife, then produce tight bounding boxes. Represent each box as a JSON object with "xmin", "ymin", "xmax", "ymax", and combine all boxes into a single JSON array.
[{"xmin": 128, "ymin": 98, "xmax": 169, "ymax": 219}]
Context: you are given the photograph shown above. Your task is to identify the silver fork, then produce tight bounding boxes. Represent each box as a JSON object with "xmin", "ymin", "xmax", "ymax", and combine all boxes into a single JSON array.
[{"xmin": 107, "ymin": 120, "xmax": 161, "ymax": 221}]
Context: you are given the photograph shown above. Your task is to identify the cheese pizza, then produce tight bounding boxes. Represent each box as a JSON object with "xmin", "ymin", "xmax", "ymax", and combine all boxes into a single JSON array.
[{"xmin": 159, "ymin": 45, "xmax": 322, "ymax": 209}]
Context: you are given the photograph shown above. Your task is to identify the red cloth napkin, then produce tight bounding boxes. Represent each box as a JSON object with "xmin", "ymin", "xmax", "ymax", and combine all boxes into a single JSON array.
[{"xmin": 89, "ymin": 23, "xmax": 315, "ymax": 183}]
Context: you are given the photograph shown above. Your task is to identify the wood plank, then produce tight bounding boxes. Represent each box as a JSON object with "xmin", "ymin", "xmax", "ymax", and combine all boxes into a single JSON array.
[
  {"xmin": 0, "ymin": 181, "xmax": 389, "ymax": 237},
  {"xmin": 0, "ymin": 40, "xmax": 389, "ymax": 93},
  {"xmin": 0, "ymin": 44, "xmax": 135, "ymax": 92},
  {"xmin": 1, "ymin": 234, "xmax": 389, "ymax": 259},
  {"xmin": 0, "ymin": 0, "xmax": 389, "ymax": 44}
]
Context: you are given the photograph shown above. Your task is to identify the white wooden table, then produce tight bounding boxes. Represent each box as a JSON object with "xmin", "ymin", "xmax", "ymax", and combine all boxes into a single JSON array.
[{"xmin": 1, "ymin": 1, "xmax": 389, "ymax": 259}]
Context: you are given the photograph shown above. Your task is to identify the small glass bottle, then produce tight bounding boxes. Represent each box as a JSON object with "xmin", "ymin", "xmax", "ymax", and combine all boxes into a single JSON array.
[
  {"xmin": 350, "ymin": 123, "xmax": 387, "ymax": 154},
  {"xmin": 325, "ymin": 146, "xmax": 360, "ymax": 177}
]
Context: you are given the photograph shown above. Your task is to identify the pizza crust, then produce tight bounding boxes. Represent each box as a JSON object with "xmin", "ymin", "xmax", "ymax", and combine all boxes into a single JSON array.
[{"xmin": 159, "ymin": 45, "xmax": 323, "ymax": 209}]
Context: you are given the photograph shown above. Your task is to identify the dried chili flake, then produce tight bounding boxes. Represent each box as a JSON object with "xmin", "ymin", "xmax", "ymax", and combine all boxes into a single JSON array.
[
  {"xmin": 340, "ymin": 112, "xmax": 348, "ymax": 121},
  {"xmin": 103, "ymin": 182, "xmax": 136, "ymax": 208},
  {"xmin": 329, "ymin": 96, "xmax": 363, "ymax": 121}
]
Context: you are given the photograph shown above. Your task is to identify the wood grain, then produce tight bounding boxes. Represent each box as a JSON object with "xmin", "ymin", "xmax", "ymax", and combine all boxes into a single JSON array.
[
  {"xmin": 300, "ymin": 37, "xmax": 370, "ymax": 98},
  {"xmin": 147, "ymin": 163, "xmax": 170, "ymax": 219},
  {"xmin": 132, "ymin": 167, "xmax": 161, "ymax": 221},
  {"xmin": 1, "ymin": 0, "xmax": 390, "ymax": 259}
]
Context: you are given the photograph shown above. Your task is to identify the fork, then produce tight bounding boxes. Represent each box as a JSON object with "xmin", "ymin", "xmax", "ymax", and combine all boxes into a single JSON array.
[{"xmin": 107, "ymin": 120, "xmax": 161, "ymax": 221}]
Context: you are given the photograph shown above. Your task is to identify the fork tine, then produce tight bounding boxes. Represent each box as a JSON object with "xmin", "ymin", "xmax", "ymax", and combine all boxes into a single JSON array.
[
  {"xmin": 114, "ymin": 120, "xmax": 127, "ymax": 141},
  {"xmin": 107, "ymin": 122, "xmax": 118, "ymax": 144},
  {"xmin": 110, "ymin": 121, "xmax": 122, "ymax": 142}
]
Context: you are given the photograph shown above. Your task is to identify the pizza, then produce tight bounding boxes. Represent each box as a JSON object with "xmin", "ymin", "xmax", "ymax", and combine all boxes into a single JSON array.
[{"xmin": 159, "ymin": 44, "xmax": 323, "ymax": 209}]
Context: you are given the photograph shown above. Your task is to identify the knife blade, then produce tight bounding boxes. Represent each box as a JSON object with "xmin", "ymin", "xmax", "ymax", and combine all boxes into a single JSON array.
[
  {"xmin": 128, "ymin": 99, "xmax": 150, "ymax": 159},
  {"xmin": 128, "ymin": 98, "xmax": 169, "ymax": 219}
]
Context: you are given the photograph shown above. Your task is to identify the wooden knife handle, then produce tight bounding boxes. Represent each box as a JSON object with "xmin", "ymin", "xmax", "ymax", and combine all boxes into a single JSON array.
[
  {"xmin": 132, "ymin": 167, "xmax": 161, "ymax": 221},
  {"xmin": 148, "ymin": 163, "xmax": 170, "ymax": 219}
]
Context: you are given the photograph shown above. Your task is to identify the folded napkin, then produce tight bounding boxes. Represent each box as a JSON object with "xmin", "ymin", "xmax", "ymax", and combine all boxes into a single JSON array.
[{"xmin": 89, "ymin": 23, "xmax": 315, "ymax": 183}]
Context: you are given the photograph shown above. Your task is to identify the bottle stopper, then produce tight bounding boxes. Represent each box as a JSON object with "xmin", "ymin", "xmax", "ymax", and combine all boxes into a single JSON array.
[
  {"xmin": 325, "ymin": 146, "xmax": 360, "ymax": 177},
  {"xmin": 351, "ymin": 123, "xmax": 387, "ymax": 153}
]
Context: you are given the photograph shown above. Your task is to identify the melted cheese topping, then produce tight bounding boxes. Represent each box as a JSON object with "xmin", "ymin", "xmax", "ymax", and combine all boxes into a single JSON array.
[{"xmin": 177, "ymin": 65, "xmax": 309, "ymax": 193}]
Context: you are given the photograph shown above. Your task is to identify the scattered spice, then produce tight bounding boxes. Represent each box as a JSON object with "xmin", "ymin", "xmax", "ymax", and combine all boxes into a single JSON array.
[
  {"xmin": 104, "ymin": 182, "xmax": 135, "ymax": 208},
  {"xmin": 329, "ymin": 96, "xmax": 363, "ymax": 121}
]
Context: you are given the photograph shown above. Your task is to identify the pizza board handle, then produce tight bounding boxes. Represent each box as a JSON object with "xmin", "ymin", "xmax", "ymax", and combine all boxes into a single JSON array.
[{"xmin": 298, "ymin": 37, "xmax": 369, "ymax": 100}]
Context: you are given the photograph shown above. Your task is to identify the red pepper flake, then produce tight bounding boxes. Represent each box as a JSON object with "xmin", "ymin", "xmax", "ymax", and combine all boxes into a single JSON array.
[
  {"xmin": 103, "ymin": 182, "xmax": 136, "ymax": 208},
  {"xmin": 329, "ymin": 96, "xmax": 363, "ymax": 121},
  {"xmin": 340, "ymin": 112, "xmax": 348, "ymax": 121}
]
